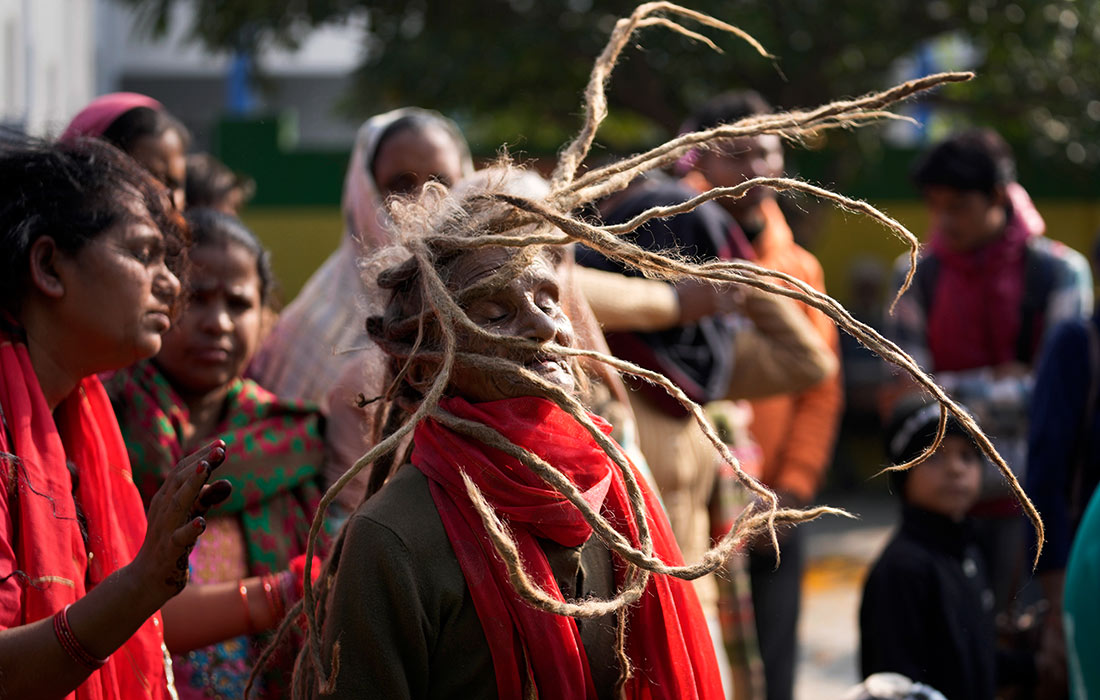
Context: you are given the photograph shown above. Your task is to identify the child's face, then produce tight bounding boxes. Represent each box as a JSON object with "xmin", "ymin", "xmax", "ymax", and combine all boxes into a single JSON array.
[
  {"xmin": 156, "ymin": 241, "xmax": 263, "ymax": 399},
  {"xmin": 905, "ymin": 435, "xmax": 982, "ymax": 521}
]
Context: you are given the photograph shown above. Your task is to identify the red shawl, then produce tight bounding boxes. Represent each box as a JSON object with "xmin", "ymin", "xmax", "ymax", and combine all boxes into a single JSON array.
[
  {"xmin": 926, "ymin": 183, "xmax": 1044, "ymax": 372},
  {"xmin": 0, "ymin": 333, "xmax": 171, "ymax": 700},
  {"xmin": 412, "ymin": 396, "xmax": 722, "ymax": 700}
]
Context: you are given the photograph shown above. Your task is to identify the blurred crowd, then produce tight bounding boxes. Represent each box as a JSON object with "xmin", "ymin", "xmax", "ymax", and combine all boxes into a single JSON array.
[{"xmin": 0, "ymin": 80, "xmax": 1097, "ymax": 700}]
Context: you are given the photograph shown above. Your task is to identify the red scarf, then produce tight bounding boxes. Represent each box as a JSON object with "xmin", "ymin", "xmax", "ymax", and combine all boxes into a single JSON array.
[
  {"xmin": 926, "ymin": 184, "xmax": 1043, "ymax": 372},
  {"xmin": 412, "ymin": 396, "xmax": 722, "ymax": 700},
  {"xmin": 0, "ymin": 333, "xmax": 171, "ymax": 700}
]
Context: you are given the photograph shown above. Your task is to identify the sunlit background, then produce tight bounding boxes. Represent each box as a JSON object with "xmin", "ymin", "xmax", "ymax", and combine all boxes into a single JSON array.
[{"xmin": 2, "ymin": 1, "xmax": 1097, "ymax": 695}]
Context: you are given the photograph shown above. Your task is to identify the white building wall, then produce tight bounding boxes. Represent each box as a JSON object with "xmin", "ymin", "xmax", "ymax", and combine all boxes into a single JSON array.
[
  {"xmin": 94, "ymin": 0, "xmax": 366, "ymax": 146},
  {"xmin": 0, "ymin": 0, "xmax": 95, "ymax": 136}
]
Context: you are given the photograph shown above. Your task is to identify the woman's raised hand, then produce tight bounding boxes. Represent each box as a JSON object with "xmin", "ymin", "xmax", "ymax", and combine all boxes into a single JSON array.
[{"xmin": 128, "ymin": 440, "xmax": 232, "ymax": 606}]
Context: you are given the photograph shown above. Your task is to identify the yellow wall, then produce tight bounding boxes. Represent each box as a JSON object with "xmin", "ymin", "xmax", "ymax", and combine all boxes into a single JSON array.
[
  {"xmin": 241, "ymin": 208, "xmax": 344, "ymax": 301},
  {"xmin": 812, "ymin": 199, "xmax": 1100, "ymax": 304}
]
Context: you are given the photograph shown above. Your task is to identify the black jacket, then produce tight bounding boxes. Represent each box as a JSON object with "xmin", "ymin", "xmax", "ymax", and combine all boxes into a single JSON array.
[
  {"xmin": 859, "ymin": 506, "xmax": 996, "ymax": 700},
  {"xmin": 577, "ymin": 176, "xmax": 741, "ymax": 414}
]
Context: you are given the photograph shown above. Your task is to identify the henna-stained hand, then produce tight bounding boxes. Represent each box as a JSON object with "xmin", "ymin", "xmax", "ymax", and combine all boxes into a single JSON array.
[{"xmin": 130, "ymin": 441, "xmax": 229, "ymax": 606}]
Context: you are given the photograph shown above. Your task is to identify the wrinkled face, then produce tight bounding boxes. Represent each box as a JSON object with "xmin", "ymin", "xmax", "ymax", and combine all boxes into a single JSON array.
[
  {"xmin": 54, "ymin": 195, "xmax": 181, "ymax": 371},
  {"xmin": 444, "ymin": 248, "xmax": 576, "ymax": 402},
  {"xmin": 905, "ymin": 435, "xmax": 982, "ymax": 522},
  {"xmin": 922, "ymin": 185, "xmax": 1006, "ymax": 253},
  {"xmin": 372, "ymin": 126, "xmax": 466, "ymax": 203},
  {"xmin": 130, "ymin": 128, "xmax": 187, "ymax": 211},
  {"xmin": 155, "ymin": 242, "xmax": 263, "ymax": 398},
  {"xmin": 695, "ymin": 133, "xmax": 784, "ymax": 216}
]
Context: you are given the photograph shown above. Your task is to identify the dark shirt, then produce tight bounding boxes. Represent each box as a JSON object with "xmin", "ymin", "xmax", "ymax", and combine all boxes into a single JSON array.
[
  {"xmin": 859, "ymin": 506, "xmax": 997, "ymax": 700},
  {"xmin": 577, "ymin": 177, "xmax": 743, "ymax": 412},
  {"xmin": 1026, "ymin": 312, "xmax": 1100, "ymax": 572},
  {"xmin": 311, "ymin": 465, "xmax": 619, "ymax": 700}
]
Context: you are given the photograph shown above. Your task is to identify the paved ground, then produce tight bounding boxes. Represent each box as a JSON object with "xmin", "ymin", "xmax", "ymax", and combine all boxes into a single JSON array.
[{"xmin": 794, "ymin": 493, "xmax": 899, "ymax": 700}]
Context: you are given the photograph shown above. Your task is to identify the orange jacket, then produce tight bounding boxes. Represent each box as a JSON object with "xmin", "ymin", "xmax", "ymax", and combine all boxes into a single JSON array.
[{"xmin": 748, "ymin": 198, "xmax": 844, "ymax": 503}]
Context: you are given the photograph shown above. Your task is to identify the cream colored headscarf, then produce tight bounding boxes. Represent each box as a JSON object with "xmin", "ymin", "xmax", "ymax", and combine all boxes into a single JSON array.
[
  {"xmin": 249, "ymin": 108, "xmax": 473, "ymax": 405},
  {"xmin": 342, "ymin": 107, "xmax": 474, "ymax": 251}
]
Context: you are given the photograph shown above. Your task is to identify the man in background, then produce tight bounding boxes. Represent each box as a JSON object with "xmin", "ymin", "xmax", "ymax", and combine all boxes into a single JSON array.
[{"xmin": 684, "ymin": 91, "xmax": 844, "ymax": 700}]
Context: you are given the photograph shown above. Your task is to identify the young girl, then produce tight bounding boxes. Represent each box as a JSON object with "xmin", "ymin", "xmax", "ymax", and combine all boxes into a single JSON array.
[{"xmin": 107, "ymin": 209, "xmax": 328, "ymax": 699}]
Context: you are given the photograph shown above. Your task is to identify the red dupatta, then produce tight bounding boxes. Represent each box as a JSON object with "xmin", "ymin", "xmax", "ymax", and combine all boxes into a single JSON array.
[
  {"xmin": 412, "ymin": 396, "xmax": 722, "ymax": 700},
  {"xmin": 0, "ymin": 332, "xmax": 171, "ymax": 700}
]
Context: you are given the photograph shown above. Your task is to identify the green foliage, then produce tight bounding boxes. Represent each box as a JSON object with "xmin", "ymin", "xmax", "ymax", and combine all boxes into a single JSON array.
[{"xmin": 119, "ymin": 0, "xmax": 1100, "ymax": 164}]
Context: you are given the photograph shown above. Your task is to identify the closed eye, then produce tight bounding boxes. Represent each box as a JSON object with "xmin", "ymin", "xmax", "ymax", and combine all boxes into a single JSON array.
[{"xmin": 467, "ymin": 300, "xmax": 510, "ymax": 324}]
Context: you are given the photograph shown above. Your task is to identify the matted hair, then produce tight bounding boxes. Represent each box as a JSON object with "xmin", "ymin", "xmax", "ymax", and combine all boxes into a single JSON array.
[{"xmin": 263, "ymin": 5, "xmax": 1038, "ymax": 696}]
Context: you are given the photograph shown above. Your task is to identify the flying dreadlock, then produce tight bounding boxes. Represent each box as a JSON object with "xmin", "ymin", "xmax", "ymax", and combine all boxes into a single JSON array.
[{"xmin": 252, "ymin": 4, "xmax": 1041, "ymax": 697}]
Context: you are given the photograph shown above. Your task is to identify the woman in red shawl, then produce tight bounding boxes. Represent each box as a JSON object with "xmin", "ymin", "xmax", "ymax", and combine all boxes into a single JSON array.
[
  {"xmin": 0, "ymin": 137, "xmax": 229, "ymax": 699},
  {"xmin": 296, "ymin": 177, "xmax": 723, "ymax": 700}
]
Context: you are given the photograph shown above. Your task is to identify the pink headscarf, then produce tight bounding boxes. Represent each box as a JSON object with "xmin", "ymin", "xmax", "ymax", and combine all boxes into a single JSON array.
[
  {"xmin": 341, "ymin": 107, "xmax": 473, "ymax": 251},
  {"xmin": 60, "ymin": 92, "xmax": 163, "ymax": 143}
]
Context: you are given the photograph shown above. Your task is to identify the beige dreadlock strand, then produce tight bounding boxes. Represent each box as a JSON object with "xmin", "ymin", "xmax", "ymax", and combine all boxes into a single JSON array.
[
  {"xmin": 449, "ymin": 188, "xmax": 1042, "ymax": 554},
  {"xmin": 293, "ymin": 237, "xmax": 463, "ymax": 695},
  {"xmin": 281, "ymin": 7, "xmax": 1042, "ymax": 697},
  {"xmin": 552, "ymin": 1, "xmax": 772, "ymax": 189},
  {"xmin": 555, "ymin": 72, "xmax": 973, "ymax": 214}
]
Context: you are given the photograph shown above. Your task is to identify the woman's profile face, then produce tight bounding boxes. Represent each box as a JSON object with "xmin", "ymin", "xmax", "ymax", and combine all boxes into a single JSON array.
[
  {"xmin": 130, "ymin": 128, "xmax": 187, "ymax": 211},
  {"xmin": 445, "ymin": 247, "xmax": 576, "ymax": 402},
  {"xmin": 155, "ymin": 241, "xmax": 263, "ymax": 399},
  {"xmin": 372, "ymin": 125, "xmax": 465, "ymax": 203},
  {"xmin": 52, "ymin": 195, "xmax": 181, "ymax": 371}
]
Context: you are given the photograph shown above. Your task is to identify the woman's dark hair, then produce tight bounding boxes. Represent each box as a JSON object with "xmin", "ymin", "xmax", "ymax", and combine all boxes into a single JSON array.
[
  {"xmin": 185, "ymin": 153, "xmax": 255, "ymax": 212},
  {"xmin": 688, "ymin": 89, "xmax": 773, "ymax": 131},
  {"xmin": 184, "ymin": 207, "xmax": 276, "ymax": 305},
  {"xmin": 0, "ymin": 137, "xmax": 189, "ymax": 314},
  {"xmin": 911, "ymin": 128, "xmax": 1016, "ymax": 197},
  {"xmin": 100, "ymin": 106, "xmax": 192, "ymax": 155}
]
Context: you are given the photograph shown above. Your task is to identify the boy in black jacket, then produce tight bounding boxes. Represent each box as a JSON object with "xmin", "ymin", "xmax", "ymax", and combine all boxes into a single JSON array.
[{"xmin": 860, "ymin": 400, "xmax": 996, "ymax": 700}]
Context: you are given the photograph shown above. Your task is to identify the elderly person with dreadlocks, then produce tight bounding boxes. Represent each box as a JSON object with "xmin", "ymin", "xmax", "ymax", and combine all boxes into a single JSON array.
[
  {"xmin": 286, "ymin": 114, "xmax": 652, "ymax": 518},
  {"xmin": 296, "ymin": 172, "xmax": 725, "ymax": 700}
]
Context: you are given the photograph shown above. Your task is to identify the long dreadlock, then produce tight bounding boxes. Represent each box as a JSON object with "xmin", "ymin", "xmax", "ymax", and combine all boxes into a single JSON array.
[{"xmin": 254, "ymin": 4, "xmax": 1040, "ymax": 697}]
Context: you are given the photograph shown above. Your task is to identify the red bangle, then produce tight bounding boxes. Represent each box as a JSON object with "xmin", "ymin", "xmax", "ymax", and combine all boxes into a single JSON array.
[
  {"xmin": 238, "ymin": 580, "xmax": 256, "ymax": 635},
  {"xmin": 260, "ymin": 573, "xmax": 285, "ymax": 621},
  {"xmin": 53, "ymin": 604, "xmax": 108, "ymax": 671}
]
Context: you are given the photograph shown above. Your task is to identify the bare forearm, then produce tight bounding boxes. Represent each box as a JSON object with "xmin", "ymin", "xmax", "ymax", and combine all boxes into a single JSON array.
[
  {"xmin": 727, "ymin": 290, "xmax": 835, "ymax": 399},
  {"xmin": 161, "ymin": 576, "xmax": 276, "ymax": 653},
  {"xmin": 0, "ymin": 564, "xmax": 163, "ymax": 699},
  {"xmin": 575, "ymin": 266, "xmax": 680, "ymax": 332}
]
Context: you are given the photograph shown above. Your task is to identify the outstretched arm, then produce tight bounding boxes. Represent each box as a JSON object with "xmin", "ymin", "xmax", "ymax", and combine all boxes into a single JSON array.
[{"xmin": 0, "ymin": 442, "xmax": 227, "ymax": 699}]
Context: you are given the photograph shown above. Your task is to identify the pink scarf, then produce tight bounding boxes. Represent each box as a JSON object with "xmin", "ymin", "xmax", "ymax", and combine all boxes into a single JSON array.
[
  {"xmin": 926, "ymin": 183, "xmax": 1045, "ymax": 372},
  {"xmin": 61, "ymin": 92, "xmax": 163, "ymax": 142}
]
